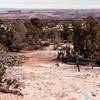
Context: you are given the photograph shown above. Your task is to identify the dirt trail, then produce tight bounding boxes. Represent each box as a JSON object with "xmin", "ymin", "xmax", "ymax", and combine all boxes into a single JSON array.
[
  {"xmin": 22, "ymin": 50, "xmax": 57, "ymax": 67},
  {"xmin": 0, "ymin": 50, "xmax": 100, "ymax": 100},
  {"xmin": 24, "ymin": 54, "xmax": 53, "ymax": 67}
]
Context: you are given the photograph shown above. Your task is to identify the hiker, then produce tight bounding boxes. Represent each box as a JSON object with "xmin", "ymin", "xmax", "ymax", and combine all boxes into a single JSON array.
[
  {"xmin": 57, "ymin": 48, "xmax": 65, "ymax": 62},
  {"xmin": 75, "ymin": 51, "xmax": 80, "ymax": 72}
]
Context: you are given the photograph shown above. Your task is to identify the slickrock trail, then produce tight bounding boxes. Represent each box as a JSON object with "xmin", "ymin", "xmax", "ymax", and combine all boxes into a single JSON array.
[{"xmin": 0, "ymin": 50, "xmax": 100, "ymax": 100}]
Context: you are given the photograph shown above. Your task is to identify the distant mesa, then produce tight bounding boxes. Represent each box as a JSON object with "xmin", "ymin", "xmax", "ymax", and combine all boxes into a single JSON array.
[
  {"xmin": 0, "ymin": 9, "xmax": 100, "ymax": 19},
  {"xmin": 8, "ymin": 10, "xmax": 21, "ymax": 14}
]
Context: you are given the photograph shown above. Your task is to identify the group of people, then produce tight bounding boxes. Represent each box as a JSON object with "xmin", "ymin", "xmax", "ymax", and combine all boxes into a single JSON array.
[{"xmin": 57, "ymin": 48, "xmax": 82, "ymax": 72}]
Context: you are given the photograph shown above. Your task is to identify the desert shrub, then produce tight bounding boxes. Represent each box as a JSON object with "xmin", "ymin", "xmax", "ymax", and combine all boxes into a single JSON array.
[
  {"xmin": 9, "ymin": 42, "xmax": 24, "ymax": 52},
  {"xmin": 30, "ymin": 18, "xmax": 43, "ymax": 29},
  {"xmin": 40, "ymin": 41, "xmax": 50, "ymax": 47},
  {"xmin": 0, "ymin": 44, "xmax": 8, "ymax": 82},
  {"xmin": 33, "ymin": 45, "xmax": 42, "ymax": 50},
  {"xmin": 0, "ymin": 65, "xmax": 6, "ymax": 82},
  {"xmin": 25, "ymin": 18, "xmax": 44, "ymax": 50}
]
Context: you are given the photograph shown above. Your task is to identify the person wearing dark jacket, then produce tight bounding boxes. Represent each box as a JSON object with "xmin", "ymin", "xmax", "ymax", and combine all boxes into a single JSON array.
[{"xmin": 75, "ymin": 51, "xmax": 80, "ymax": 72}]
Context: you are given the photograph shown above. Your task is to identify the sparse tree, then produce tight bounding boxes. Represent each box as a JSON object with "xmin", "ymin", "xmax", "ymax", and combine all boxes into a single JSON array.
[{"xmin": 25, "ymin": 18, "xmax": 43, "ymax": 49}]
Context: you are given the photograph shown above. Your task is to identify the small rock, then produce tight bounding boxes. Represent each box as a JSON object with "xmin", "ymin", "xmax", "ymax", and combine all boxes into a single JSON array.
[{"xmin": 91, "ymin": 92, "xmax": 96, "ymax": 97}]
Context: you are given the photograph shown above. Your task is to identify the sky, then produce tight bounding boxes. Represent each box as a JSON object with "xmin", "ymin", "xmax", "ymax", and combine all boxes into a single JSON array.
[{"xmin": 0, "ymin": 0, "xmax": 100, "ymax": 9}]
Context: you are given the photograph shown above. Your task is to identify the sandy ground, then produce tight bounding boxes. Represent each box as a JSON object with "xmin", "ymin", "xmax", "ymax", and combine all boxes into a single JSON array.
[{"xmin": 0, "ymin": 50, "xmax": 100, "ymax": 100}]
